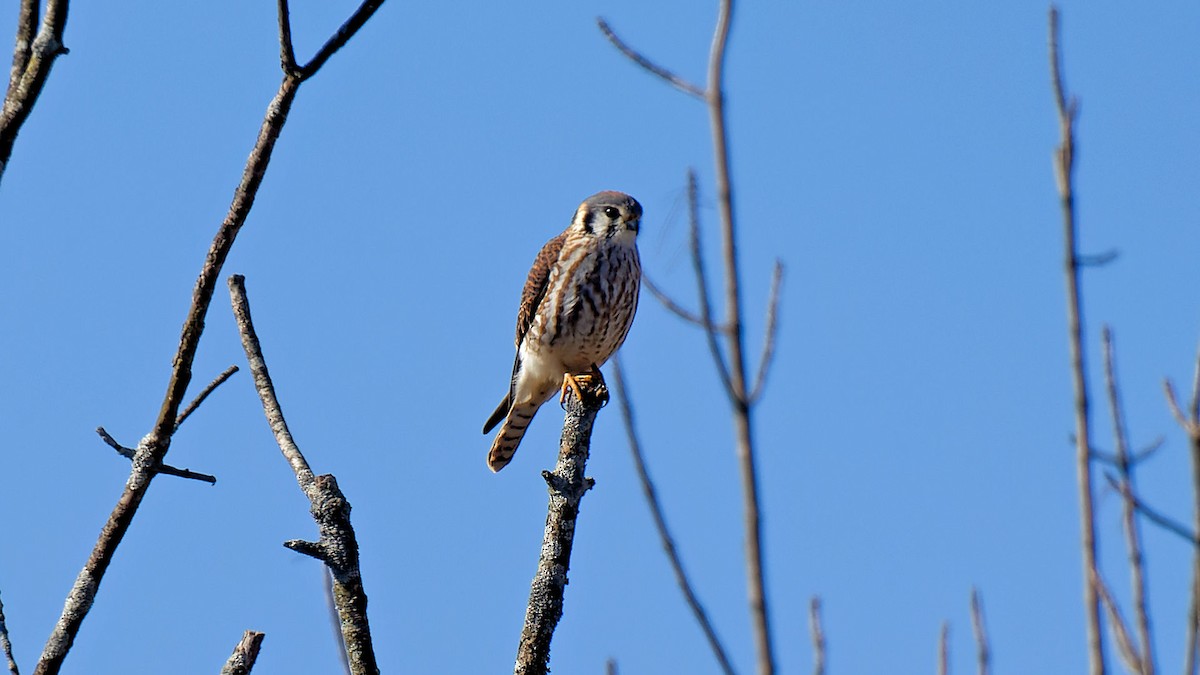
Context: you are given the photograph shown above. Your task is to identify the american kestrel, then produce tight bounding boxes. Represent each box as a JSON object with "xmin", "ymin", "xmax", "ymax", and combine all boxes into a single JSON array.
[{"xmin": 483, "ymin": 191, "xmax": 643, "ymax": 472}]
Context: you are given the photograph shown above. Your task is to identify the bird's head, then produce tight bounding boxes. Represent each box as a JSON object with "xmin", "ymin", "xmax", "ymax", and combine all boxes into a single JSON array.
[{"xmin": 572, "ymin": 191, "xmax": 642, "ymax": 242}]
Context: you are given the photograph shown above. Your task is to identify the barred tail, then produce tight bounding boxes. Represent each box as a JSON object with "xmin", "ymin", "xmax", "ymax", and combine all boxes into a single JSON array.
[{"xmin": 487, "ymin": 402, "xmax": 539, "ymax": 472}]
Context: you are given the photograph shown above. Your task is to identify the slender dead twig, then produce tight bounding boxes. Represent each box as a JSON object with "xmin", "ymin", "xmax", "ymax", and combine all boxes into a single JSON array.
[
  {"xmin": 1103, "ymin": 473, "xmax": 1198, "ymax": 548},
  {"xmin": 0, "ymin": 591, "xmax": 17, "ymax": 675},
  {"xmin": 1092, "ymin": 569, "xmax": 1144, "ymax": 675},
  {"xmin": 606, "ymin": 659, "xmax": 618, "ymax": 675},
  {"xmin": 1049, "ymin": 8, "xmax": 1105, "ymax": 675},
  {"xmin": 219, "ymin": 631, "xmax": 265, "ymax": 675},
  {"xmin": 95, "ymin": 427, "xmax": 216, "ymax": 484},
  {"xmin": 969, "ymin": 588, "xmax": 990, "ymax": 675},
  {"xmin": 30, "ymin": 4, "xmax": 383, "ymax": 673},
  {"xmin": 1, "ymin": 0, "xmax": 69, "ymax": 183},
  {"xmin": 595, "ymin": 18, "xmax": 705, "ymax": 100},
  {"xmin": 229, "ymin": 275, "xmax": 378, "ymax": 675},
  {"xmin": 685, "ymin": 168, "xmax": 735, "ymax": 396},
  {"xmin": 513, "ymin": 374, "xmax": 607, "ymax": 675},
  {"xmin": 642, "ymin": 272, "xmax": 729, "ymax": 334},
  {"xmin": 1165, "ymin": 339, "xmax": 1200, "ymax": 674},
  {"xmin": 175, "ymin": 365, "xmax": 238, "ymax": 430},
  {"xmin": 748, "ymin": 260, "xmax": 783, "ymax": 404},
  {"xmin": 938, "ymin": 622, "xmax": 949, "ymax": 675},
  {"xmin": 611, "ymin": 356, "xmax": 736, "ymax": 675},
  {"xmin": 1102, "ymin": 327, "xmax": 1155, "ymax": 675},
  {"xmin": 809, "ymin": 597, "xmax": 826, "ymax": 675}
]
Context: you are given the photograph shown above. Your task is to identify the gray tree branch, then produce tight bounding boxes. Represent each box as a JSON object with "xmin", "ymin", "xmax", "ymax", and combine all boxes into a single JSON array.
[
  {"xmin": 219, "ymin": 631, "xmax": 265, "ymax": 675},
  {"xmin": 1, "ymin": 0, "xmax": 69, "ymax": 183},
  {"xmin": 229, "ymin": 275, "xmax": 379, "ymax": 675},
  {"xmin": 514, "ymin": 378, "xmax": 607, "ymax": 675}
]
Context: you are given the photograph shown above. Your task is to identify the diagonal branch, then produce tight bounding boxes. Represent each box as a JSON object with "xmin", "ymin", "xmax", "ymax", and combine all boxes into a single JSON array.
[
  {"xmin": 1049, "ymin": 8, "xmax": 1104, "ymax": 675},
  {"xmin": 175, "ymin": 365, "xmax": 239, "ymax": 430},
  {"xmin": 297, "ymin": 0, "xmax": 385, "ymax": 81},
  {"xmin": 275, "ymin": 0, "xmax": 298, "ymax": 74},
  {"xmin": 1092, "ymin": 569, "xmax": 1143, "ymax": 675},
  {"xmin": 642, "ymin": 272, "xmax": 730, "ymax": 333},
  {"xmin": 1164, "ymin": 339, "xmax": 1200, "ymax": 675},
  {"xmin": 229, "ymin": 275, "xmax": 378, "ymax": 675},
  {"xmin": 748, "ymin": 259, "xmax": 783, "ymax": 404},
  {"xmin": 219, "ymin": 630, "xmax": 265, "ymax": 675},
  {"xmin": 611, "ymin": 356, "xmax": 736, "ymax": 675},
  {"xmin": 595, "ymin": 18, "xmax": 705, "ymax": 100},
  {"xmin": 0, "ymin": 0, "xmax": 70, "ymax": 183},
  {"xmin": 30, "ymin": 8, "xmax": 382, "ymax": 673}
]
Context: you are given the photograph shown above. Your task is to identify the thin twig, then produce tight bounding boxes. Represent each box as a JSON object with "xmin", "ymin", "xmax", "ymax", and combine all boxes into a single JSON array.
[
  {"xmin": 229, "ymin": 275, "xmax": 379, "ymax": 675},
  {"xmin": 1049, "ymin": 8, "xmax": 1104, "ymax": 675},
  {"xmin": 969, "ymin": 588, "xmax": 990, "ymax": 675},
  {"xmin": 611, "ymin": 356, "xmax": 736, "ymax": 675},
  {"xmin": 642, "ymin": 272, "xmax": 729, "ymax": 333},
  {"xmin": 219, "ymin": 630, "xmax": 265, "ymax": 675},
  {"xmin": 1102, "ymin": 327, "xmax": 1155, "ymax": 675},
  {"xmin": 297, "ymin": 0, "xmax": 385, "ymax": 81},
  {"xmin": 686, "ymin": 169, "xmax": 734, "ymax": 397},
  {"xmin": 1164, "ymin": 340, "xmax": 1200, "ymax": 675},
  {"xmin": 95, "ymin": 427, "xmax": 216, "ymax": 484},
  {"xmin": 938, "ymin": 622, "xmax": 949, "ymax": 675},
  {"xmin": 0, "ymin": 591, "xmax": 17, "ymax": 675},
  {"xmin": 175, "ymin": 365, "xmax": 239, "ymax": 430},
  {"xmin": 1103, "ymin": 473, "xmax": 1198, "ymax": 548},
  {"xmin": 606, "ymin": 659, "xmax": 618, "ymax": 675},
  {"xmin": 1092, "ymin": 569, "xmax": 1144, "ymax": 675},
  {"xmin": 325, "ymin": 569, "xmax": 351, "ymax": 675},
  {"xmin": 595, "ymin": 18, "xmax": 705, "ymax": 100},
  {"xmin": 809, "ymin": 597, "xmax": 826, "ymax": 675},
  {"xmin": 0, "ymin": 0, "xmax": 70, "ymax": 183},
  {"xmin": 31, "ymin": 6, "xmax": 382, "ymax": 672},
  {"xmin": 513, "ymin": 374, "xmax": 607, "ymax": 675},
  {"xmin": 748, "ymin": 259, "xmax": 783, "ymax": 404}
]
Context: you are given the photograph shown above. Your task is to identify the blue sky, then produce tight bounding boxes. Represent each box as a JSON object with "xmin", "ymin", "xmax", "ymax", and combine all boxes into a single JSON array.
[{"xmin": 2, "ymin": 1, "xmax": 1198, "ymax": 673}]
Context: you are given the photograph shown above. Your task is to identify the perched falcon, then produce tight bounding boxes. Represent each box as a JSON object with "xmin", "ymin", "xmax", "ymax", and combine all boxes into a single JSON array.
[{"xmin": 483, "ymin": 191, "xmax": 643, "ymax": 472}]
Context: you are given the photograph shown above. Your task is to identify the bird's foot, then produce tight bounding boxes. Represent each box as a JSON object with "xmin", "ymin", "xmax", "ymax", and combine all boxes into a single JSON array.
[{"xmin": 560, "ymin": 365, "xmax": 609, "ymax": 408}]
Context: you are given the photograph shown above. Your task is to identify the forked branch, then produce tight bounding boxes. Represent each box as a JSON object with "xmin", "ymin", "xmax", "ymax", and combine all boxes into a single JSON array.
[
  {"xmin": 1, "ymin": 0, "xmax": 70, "ymax": 183},
  {"xmin": 29, "ymin": 4, "xmax": 384, "ymax": 672}
]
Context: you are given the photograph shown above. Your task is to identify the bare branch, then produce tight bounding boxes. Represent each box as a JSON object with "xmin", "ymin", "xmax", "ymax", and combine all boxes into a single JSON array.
[
  {"xmin": 642, "ymin": 272, "xmax": 730, "ymax": 333},
  {"xmin": 970, "ymin": 588, "xmax": 990, "ymax": 675},
  {"xmin": 1049, "ymin": 7, "xmax": 1104, "ymax": 674},
  {"xmin": 276, "ymin": 0, "xmax": 297, "ymax": 73},
  {"xmin": 175, "ymin": 365, "xmax": 239, "ymax": 430},
  {"xmin": 1104, "ymin": 473, "xmax": 1198, "ymax": 548},
  {"xmin": 95, "ymin": 427, "xmax": 216, "ymax": 484},
  {"xmin": 1092, "ymin": 570, "xmax": 1143, "ymax": 675},
  {"xmin": 595, "ymin": 18, "xmax": 705, "ymax": 100},
  {"xmin": 809, "ymin": 597, "xmax": 826, "ymax": 675},
  {"xmin": 325, "ymin": 571, "xmax": 351, "ymax": 675},
  {"xmin": 748, "ymin": 259, "xmax": 783, "ymax": 404},
  {"xmin": 1102, "ymin": 327, "xmax": 1156, "ymax": 675},
  {"xmin": 31, "ymin": 8, "xmax": 382, "ymax": 671},
  {"xmin": 229, "ymin": 275, "xmax": 379, "ymax": 675},
  {"xmin": 611, "ymin": 357, "xmax": 736, "ymax": 675},
  {"xmin": 297, "ymin": 0, "xmax": 386, "ymax": 81},
  {"xmin": 0, "ymin": 0, "xmax": 70, "ymax": 182},
  {"xmin": 514, "ymin": 375, "xmax": 607, "ymax": 675},
  {"xmin": 937, "ymin": 622, "xmax": 948, "ymax": 675},
  {"xmin": 219, "ymin": 631, "xmax": 265, "ymax": 675},
  {"xmin": 686, "ymin": 169, "xmax": 734, "ymax": 397},
  {"xmin": 0, "ymin": 591, "xmax": 17, "ymax": 675},
  {"xmin": 606, "ymin": 659, "xmax": 617, "ymax": 675}
]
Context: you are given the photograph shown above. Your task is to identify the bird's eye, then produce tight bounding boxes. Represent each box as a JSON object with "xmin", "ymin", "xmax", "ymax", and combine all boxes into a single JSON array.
[{"xmin": 604, "ymin": 206, "xmax": 620, "ymax": 219}]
